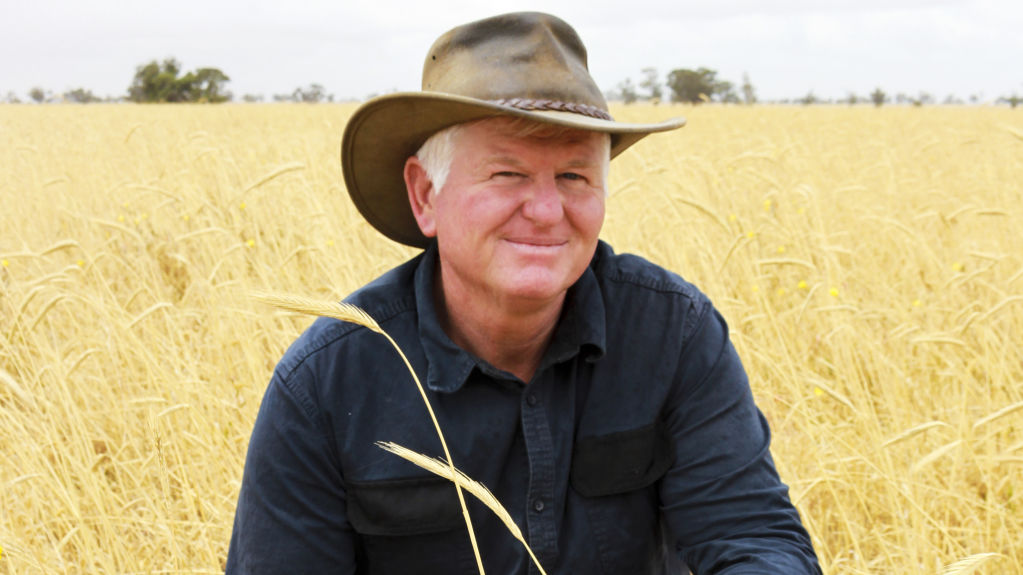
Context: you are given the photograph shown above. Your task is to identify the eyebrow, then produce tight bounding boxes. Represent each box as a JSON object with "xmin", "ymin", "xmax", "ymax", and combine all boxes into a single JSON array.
[{"xmin": 481, "ymin": 155, "xmax": 600, "ymax": 171}]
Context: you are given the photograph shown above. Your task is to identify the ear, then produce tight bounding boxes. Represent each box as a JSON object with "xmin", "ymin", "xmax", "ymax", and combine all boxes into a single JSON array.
[{"xmin": 404, "ymin": 156, "xmax": 437, "ymax": 238}]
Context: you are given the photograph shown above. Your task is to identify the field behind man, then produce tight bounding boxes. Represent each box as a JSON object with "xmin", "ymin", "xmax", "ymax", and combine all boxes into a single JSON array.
[{"xmin": 1, "ymin": 103, "xmax": 1020, "ymax": 574}]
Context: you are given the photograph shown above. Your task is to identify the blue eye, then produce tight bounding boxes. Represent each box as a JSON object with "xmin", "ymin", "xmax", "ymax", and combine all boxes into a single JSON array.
[{"xmin": 559, "ymin": 173, "xmax": 584, "ymax": 181}]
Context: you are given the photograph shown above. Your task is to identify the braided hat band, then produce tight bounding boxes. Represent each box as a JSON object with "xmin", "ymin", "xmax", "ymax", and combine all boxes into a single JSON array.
[{"xmin": 488, "ymin": 99, "xmax": 614, "ymax": 122}]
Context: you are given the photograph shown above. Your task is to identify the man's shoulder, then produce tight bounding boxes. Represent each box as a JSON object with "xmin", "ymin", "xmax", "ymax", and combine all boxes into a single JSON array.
[
  {"xmin": 273, "ymin": 254, "xmax": 422, "ymax": 383},
  {"xmin": 592, "ymin": 241, "xmax": 708, "ymax": 306}
]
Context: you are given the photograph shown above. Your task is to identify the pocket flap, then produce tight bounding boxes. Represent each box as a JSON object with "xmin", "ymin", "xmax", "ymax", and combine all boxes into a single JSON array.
[
  {"xmin": 570, "ymin": 422, "xmax": 672, "ymax": 497},
  {"xmin": 347, "ymin": 476, "xmax": 464, "ymax": 536}
]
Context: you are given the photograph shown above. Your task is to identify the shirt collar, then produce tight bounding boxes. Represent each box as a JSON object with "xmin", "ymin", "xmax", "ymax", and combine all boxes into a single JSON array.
[{"xmin": 414, "ymin": 242, "xmax": 607, "ymax": 393}]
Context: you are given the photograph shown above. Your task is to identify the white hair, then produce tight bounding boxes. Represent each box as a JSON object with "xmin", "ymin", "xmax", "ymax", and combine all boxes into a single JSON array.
[{"xmin": 414, "ymin": 117, "xmax": 611, "ymax": 195}]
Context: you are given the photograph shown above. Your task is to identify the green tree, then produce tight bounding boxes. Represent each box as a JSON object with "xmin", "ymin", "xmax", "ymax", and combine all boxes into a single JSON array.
[
  {"xmin": 29, "ymin": 86, "xmax": 47, "ymax": 103},
  {"xmin": 615, "ymin": 78, "xmax": 638, "ymax": 104},
  {"xmin": 63, "ymin": 87, "xmax": 101, "ymax": 103},
  {"xmin": 998, "ymin": 94, "xmax": 1022, "ymax": 108},
  {"xmin": 639, "ymin": 67, "xmax": 662, "ymax": 102},
  {"xmin": 191, "ymin": 68, "xmax": 232, "ymax": 102},
  {"xmin": 870, "ymin": 87, "xmax": 887, "ymax": 107},
  {"xmin": 293, "ymin": 83, "xmax": 326, "ymax": 103},
  {"xmin": 128, "ymin": 59, "xmax": 230, "ymax": 103},
  {"xmin": 666, "ymin": 68, "xmax": 731, "ymax": 103}
]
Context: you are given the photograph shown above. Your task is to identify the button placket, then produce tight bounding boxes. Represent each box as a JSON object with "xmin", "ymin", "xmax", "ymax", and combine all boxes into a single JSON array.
[{"xmin": 520, "ymin": 382, "xmax": 557, "ymax": 571}]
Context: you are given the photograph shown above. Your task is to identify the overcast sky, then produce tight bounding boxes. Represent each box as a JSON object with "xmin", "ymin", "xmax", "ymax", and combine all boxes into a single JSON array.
[{"xmin": 2, "ymin": 0, "xmax": 1020, "ymax": 102}]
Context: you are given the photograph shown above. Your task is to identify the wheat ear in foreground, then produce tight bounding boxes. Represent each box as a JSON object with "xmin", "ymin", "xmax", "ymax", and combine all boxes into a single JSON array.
[
  {"xmin": 377, "ymin": 441, "xmax": 547, "ymax": 575},
  {"xmin": 251, "ymin": 292, "xmax": 545, "ymax": 575}
]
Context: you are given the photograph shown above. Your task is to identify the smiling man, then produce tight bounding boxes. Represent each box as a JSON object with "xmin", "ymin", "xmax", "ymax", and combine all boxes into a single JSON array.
[{"xmin": 227, "ymin": 12, "xmax": 820, "ymax": 575}]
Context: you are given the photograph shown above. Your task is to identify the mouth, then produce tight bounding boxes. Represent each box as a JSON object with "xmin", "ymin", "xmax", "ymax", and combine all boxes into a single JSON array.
[{"xmin": 503, "ymin": 238, "xmax": 567, "ymax": 252}]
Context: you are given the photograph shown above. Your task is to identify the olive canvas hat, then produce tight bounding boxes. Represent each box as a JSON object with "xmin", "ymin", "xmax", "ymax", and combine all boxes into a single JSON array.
[{"xmin": 340, "ymin": 11, "xmax": 686, "ymax": 248}]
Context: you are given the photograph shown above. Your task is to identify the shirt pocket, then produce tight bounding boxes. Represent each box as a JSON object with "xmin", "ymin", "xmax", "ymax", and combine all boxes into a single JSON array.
[
  {"xmin": 570, "ymin": 421, "xmax": 673, "ymax": 573},
  {"xmin": 570, "ymin": 420, "xmax": 672, "ymax": 496},
  {"xmin": 346, "ymin": 475, "xmax": 476, "ymax": 574}
]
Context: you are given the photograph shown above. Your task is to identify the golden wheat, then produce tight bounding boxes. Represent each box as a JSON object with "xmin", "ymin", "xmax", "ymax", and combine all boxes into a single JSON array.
[{"xmin": 1, "ymin": 103, "xmax": 1020, "ymax": 573}]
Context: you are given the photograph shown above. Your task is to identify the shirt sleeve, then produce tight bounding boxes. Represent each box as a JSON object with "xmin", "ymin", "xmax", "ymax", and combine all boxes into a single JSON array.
[
  {"xmin": 659, "ymin": 303, "xmax": 821, "ymax": 574},
  {"xmin": 226, "ymin": 363, "xmax": 357, "ymax": 574}
]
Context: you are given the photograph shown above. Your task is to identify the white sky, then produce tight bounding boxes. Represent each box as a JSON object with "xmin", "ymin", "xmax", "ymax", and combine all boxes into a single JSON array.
[{"xmin": 2, "ymin": 0, "xmax": 1021, "ymax": 102}]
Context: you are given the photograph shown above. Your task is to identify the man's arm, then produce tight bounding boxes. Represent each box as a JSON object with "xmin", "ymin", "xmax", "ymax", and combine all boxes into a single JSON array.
[
  {"xmin": 660, "ymin": 305, "xmax": 821, "ymax": 574},
  {"xmin": 226, "ymin": 365, "xmax": 357, "ymax": 574}
]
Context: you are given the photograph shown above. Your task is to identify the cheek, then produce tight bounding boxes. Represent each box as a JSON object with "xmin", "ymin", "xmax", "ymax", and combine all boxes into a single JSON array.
[{"xmin": 570, "ymin": 196, "xmax": 606, "ymax": 236}]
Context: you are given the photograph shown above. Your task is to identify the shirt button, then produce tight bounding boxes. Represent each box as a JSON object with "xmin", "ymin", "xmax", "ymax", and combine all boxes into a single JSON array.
[
  {"xmin": 533, "ymin": 499, "xmax": 545, "ymax": 512},
  {"xmin": 526, "ymin": 394, "xmax": 538, "ymax": 406}
]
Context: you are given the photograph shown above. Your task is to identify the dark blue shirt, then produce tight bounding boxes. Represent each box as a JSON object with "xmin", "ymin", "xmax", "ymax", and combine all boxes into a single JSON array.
[{"xmin": 227, "ymin": 240, "xmax": 820, "ymax": 574}]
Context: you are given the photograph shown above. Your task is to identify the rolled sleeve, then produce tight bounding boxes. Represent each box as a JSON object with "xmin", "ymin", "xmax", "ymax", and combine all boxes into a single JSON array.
[
  {"xmin": 660, "ymin": 305, "xmax": 820, "ymax": 574},
  {"xmin": 226, "ymin": 364, "xmax": 356, "ymax": 575}
]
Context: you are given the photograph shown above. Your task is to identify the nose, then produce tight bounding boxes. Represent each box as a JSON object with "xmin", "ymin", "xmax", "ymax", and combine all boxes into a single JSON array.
[{"xmin": 521, "ymin": 176, "xmax": 564, "ymax": 225}]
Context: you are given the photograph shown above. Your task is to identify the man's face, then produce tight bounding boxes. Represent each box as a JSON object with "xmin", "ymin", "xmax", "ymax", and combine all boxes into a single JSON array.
[{"xmin": 411, "ymin": 118, "xmax": 608, "ymax": 308}]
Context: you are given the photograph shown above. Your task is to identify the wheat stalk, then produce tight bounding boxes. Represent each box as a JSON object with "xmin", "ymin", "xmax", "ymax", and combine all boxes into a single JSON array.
[
  {"xmin": 251, "ymin": 291, "xmax": 487, "ymax": 574},
  {"xmin": 377, "ymin": 441, "xmax": 547, "ymax": 575},
  {"xmin": 941, "ymin": 552, "xmax": 1003, "ymax": 575}
]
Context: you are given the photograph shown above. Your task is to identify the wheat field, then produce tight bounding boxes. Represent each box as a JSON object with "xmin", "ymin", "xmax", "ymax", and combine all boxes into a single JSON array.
[{"xmin": 1, "ymin": 103, "xmax": 1021, "ymax": 574}]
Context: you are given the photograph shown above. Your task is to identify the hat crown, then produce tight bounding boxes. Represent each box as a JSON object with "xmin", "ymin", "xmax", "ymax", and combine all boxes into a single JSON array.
[{"xmin": 422, "ymin": 12, "xmax": 608, "ymax": 113}]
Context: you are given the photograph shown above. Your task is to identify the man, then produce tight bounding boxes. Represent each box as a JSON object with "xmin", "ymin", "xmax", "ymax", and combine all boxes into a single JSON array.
[{"xmin": 228, "ymin": 12, "xmax": 820, "ymax": 574}]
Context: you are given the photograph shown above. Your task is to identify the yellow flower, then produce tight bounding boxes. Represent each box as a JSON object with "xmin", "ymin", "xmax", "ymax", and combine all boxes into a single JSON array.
[
  {"xmin": 813, "ymin": 387, "xmax": 824, "ymax": 397},
  {"xmin": 751, "ymin": 284, "xmax": 760, "ymax": 293},
  {"xmin": 777, "ymin": 245, "xmax": 786, "ymax": 254},
  {"xmin": 776, "ymin": 287, "xmax": 787, "ymax": 296},
  {"xmin": 76, "ymin": 260, "xmax": 85, "ymax": 268},
  {"xmin": 912, "ymin": 299, "xmax": 922, "ymax": 307},
  {"xmin": 763, "ymin": 199, "xmax": 772, "ymax": 211},
  {"xmin": 746, "ymin": 231, "xmax": 755, "ymax": 239},
  {"xmin": 240, "ymin": 202, "xmax": 247, "ymax": 210},
  {"xmin": 117, "ymin": 214, "xmax": 125, "ymax": 222},
  {"xmin": 797, "ymin": 207, "xmax": 806, "ymax": 215},
  {"xmin": 952, "ymin": 261, "xmax": 964, "ymax": 272},
  {"xmin": 326, "ymin": 239, "xmax": 335, "ymax": 247},
  {"xmin": 246, "ymin": 239, "xmax": 255, "ymax": 247},
  {"xmin": 797, "ymin": 280, "xmax": 808, "ymax": 290},
  {"xmin": 182, "ymin": 214, "xmax": 190, "ymax": 221},
  {"xmin": 829, "ymin": 287, "xmax": 839, "ymax": 297},
  {"xmin": 728, "ymin": 213, "xmax": 737, "ymax": 222},
  {"xmin": 1, "ymin": 259, "xmax": 8, "ymax": 268}
]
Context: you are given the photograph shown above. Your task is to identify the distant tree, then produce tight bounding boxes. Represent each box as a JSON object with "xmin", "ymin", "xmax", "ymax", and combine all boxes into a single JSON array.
[
  {"xmin": 190, "ymin": 68, "xmax": 231, "ymax": 102},
  {"xmin": 29, "ymin": 86, "xmax": 47, "ymax": 103},
  {"xmin": 999, "ymin": 94, "xmax": 1021, "ymax": 108},
  {"xmin": 616, "ymin": 78, "xmax": 638, "ymax": 104},
  {"xmin": 242, "ymin": 93, "xmax": 264, "ymax": 103},
  {"xmin": 800, "ymin": 91, "xmax": 817, "ymax": 105},
  {"xmin": 943, "ymin": 94, "xmax": 963, "ymax": 105},
  {"xmin": 846, "ymin": 92, "xmax": 859, "ymax": 106},
  {"xmin": 639, "ymin": 67, "xmax": 662, "ymax": 102},
  {"xmin": 272, "ymin": 93, "xmax": 294, "ymax": 102},
  {"xmin": 4, "ymin": 91, "xmax": 21, "ymax": 103},
  {"xmin": 910, "ymin": 92, "xmax": 933, "ymax": 107},
  {"xmin": 128, "ymin": 59, "xmax": 231, "ymax": 103},
  {"xmin": 870, "ymin": 87, "xmax": 887, "ymax": 107},
  {"xmin": 717, "ymin": 81, "xmax": 739, "ymax": 104},
  {"xmin": 666, "ymin": 67, "xmax": 732, "ymax": 103},
  {"xmin": 740, "ymin": 72, "xmax": 756, "ymax": 105},
  {"xmin": 63, "ymin": 87, "xmax": 101, "ymax": 103},
  {"xmin": 293, "ymin": 83, "xmax": 326, "ymax": 103}
]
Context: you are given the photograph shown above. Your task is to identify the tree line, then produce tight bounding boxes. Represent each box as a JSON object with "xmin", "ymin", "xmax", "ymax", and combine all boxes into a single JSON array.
[
  {"xmin": 4, "ymin": 59, "xmax": 1021, "ymax": 108},
  {"xmin": 610, "ymin": 67, "xmax": 1022, "ymax": 108}
]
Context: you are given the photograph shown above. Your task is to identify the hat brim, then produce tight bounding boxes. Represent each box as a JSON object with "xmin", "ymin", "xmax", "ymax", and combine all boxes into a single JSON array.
[{"xmin": 341, "ymin": 92, "xmax": 686, "ymax": 248}]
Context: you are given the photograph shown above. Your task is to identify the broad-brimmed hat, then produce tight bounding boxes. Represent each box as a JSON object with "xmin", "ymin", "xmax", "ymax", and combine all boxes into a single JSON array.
[{"xmin": 341, "ymin": 11, "xmax": 685, "ymax": 248}]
